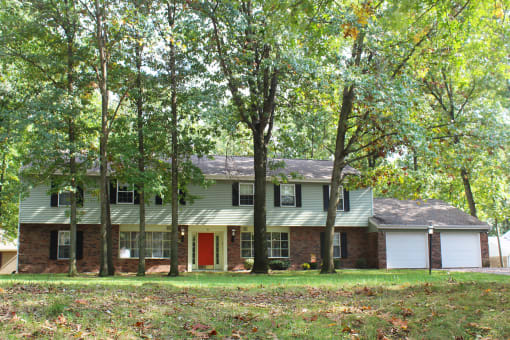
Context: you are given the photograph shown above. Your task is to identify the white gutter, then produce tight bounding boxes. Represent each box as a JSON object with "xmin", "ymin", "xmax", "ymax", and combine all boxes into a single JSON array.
[{"xmin": 368, "ymin": 217, "xmax": 490, "ymax": 231}]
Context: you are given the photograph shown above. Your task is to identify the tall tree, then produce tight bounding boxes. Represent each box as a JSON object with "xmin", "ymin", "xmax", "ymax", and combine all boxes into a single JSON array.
[
  {"xmin": 0, "ymin": 0, "xmax": 93, "ymax": 276},
  {"xmin": 197, "ymin": 0, "xmax": 299, "ymax": 273}
]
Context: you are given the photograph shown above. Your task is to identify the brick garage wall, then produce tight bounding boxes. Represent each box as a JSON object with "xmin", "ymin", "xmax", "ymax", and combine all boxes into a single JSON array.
[
  {"xmin": 366, "ymin": 232, "xmax": 379, "ymax": 268},
  {"xmin": 377, "ymin": 231, "xmax": 386, "ymax": 269},
  {"xmin": 19, "ymin": 224, "xmax": 188, "ymax": 274},
  {"xmin": 480, "ymin": 231, "xmax": 489, "ymax": 267},
  {"xmin": 431, "ymin": 232, "xmax": 442, "ymax": 269},
  {"xmin": 289, "ymin": 227, "xmax": 372, "ymax": 269}
]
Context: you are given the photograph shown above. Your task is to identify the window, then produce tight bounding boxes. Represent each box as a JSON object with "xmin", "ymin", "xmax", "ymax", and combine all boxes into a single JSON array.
[
  {"xmin": 333, "ymin": 232, "xmax": 341, "ymax": 258},
  {"xmin": 280, "ymin": 184, "xmax": 296, "ymax": 207},
  {"xmin": 58, "ymin": 231, "xmax": 70, "ymax": 259},
  {"xmin": 241, "ymin": 232, "xmax": 254, "ymax": 258},
  {"xmin": 239, "ymin": 183, "xmax": 254, "ymax": 206},
  {"xmin": 58, "ymin": 191, "xmax": 71, "ymax": 206},
  {"xmin": 329, "ymin": 185, "xmax": 344, "ymax": 211},
  {"xmin": 267, "ymin": 232, "xmax": 289, "ymax": 258},
  {"xmin": 119, "ymin": 231, "xmax": 170, "ymax": 258},
  {"xmin": 117, "ymin": 182, "xmax": 134, "ymax": 204},
  {"xmin": 241, "ymin": 232, "xmax": 289, "ymax": 258}
]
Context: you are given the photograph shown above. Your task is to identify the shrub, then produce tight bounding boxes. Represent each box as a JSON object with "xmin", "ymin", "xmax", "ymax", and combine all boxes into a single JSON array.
[
  {"xmin": 244, "ymin": 258, "xmax": 254, "ymax": 270},
  {"xmin": 269, "ymin": 259, "xmax": 290, "ymax": 270},
  {"xmin": 334, "ymin": 259, "xmax": 341, "ymax": 269},
  {"xmin": 302, "ymin": 263, "xmax": 310, "ymax": 270},
  {"xmin": 309, "ymin": 262, "xmax": 318, "ymax": 270},
  {"xmin": 355, "ymin": 257, "xmax": 368, "ymax": 269}
]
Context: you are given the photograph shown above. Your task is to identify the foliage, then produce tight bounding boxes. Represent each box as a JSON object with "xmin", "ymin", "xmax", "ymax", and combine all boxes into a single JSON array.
[
  {"xmin": 268, "ymin": 259, "xmax": 290, "ymax": 270},
  {"xmin": 243, "ymin": 258, "xmax": 254, "ymax": 271},
  {"xmin": 301, "ymin": 262, "xmax": 310, "ymax": 270}
]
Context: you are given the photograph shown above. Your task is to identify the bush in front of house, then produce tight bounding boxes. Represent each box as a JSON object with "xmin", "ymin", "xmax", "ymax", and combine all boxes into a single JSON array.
[
  {"xmin": 302, "ymin": 263, "xmax": 310, "ymax": 270},
  {"xmin": 269, "ymin": 259, "xmax": 290, "ymax": 270},
  {"xmin": 355, "ymin": 257, "xmax": 368, "ymax": 269},
  {"xmin": 334, "ymin": 259, "xmax": 341, "ymax": 269},
  {"xmin": 309, "ymin": 262, "xmax": 318, "ymax": 270},
  {"xmin": 244, "ymin": 258, "xmax": 254, "ymax": 270}
]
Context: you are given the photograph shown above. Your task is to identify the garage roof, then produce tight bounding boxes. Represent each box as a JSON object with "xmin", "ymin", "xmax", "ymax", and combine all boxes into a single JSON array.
[{"xmin": 371, "ymin": 198, "xmax": 489, "ymax": 229}]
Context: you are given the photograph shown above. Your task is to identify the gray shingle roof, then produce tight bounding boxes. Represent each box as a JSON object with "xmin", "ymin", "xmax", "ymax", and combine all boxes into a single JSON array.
[
  {"xmin": 192, "ymin": 155, "xmax": 359, "ymax": 180},
  {"xmin": 372, "ymin": 198, "xmax": 487, "ymax": 226}
]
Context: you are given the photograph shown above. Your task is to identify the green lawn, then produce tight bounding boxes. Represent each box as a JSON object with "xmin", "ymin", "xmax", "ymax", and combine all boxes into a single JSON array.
[{"xmin": 0, "ymin": 270, "xmax": 508, "ymax": 339}]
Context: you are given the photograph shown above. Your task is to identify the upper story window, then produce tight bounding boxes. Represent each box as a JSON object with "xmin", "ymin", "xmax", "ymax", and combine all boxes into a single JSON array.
[
  {"xmin": 239, "ymin": 183, "xmax": 254, "ymax": 206},
  {"xmin": 58, "ymin": 191, "xmax": 71, "ymax": 206},
  {"xmin": 58, "ymin": 230, "xmax": 70, "ymax": 259},
  {"xmin": 329, "ymin": 185, "xmax": 344, "ymax": 211},
  {"xmin": 117, "ymin": 182, "xmax": 134, "ymax": 204},
  {"xmin": 280, "ymin": 184, "xmax": 296, "ymax": 207}
]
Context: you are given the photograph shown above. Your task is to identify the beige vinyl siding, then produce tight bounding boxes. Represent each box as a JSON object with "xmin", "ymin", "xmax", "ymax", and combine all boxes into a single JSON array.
[{"xmin": 20, "ymin": 179, "xmax": 372, "ymax": 227}]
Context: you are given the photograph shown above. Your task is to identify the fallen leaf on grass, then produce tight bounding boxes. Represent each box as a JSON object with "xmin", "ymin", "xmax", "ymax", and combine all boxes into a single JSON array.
[
  {"xmin": 251, "ymin": 327, "xmax": 258, "ymax": 333},
  {"xmin": 0, "ymin": 287, "xmax": 5, "ymax": 293},
  {"xmin": 134, "ymin": 321, "xmax": 144, "ymax": 329},
  {"xmin": 303, "ymin": 315, "xmax": 318, "ymax": 322},
  {"xmin": 390, "ymin": 317, "xmax": 408, "ymax": 330},
  {"xmin": 74, "ymin": 299, "xmax": 88, "ymax": 305}
]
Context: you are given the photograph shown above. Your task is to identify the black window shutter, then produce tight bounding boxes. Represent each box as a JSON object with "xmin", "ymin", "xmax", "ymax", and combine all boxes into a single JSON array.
[
  {"xmin": 322, "ymin": 185, "xmax": 329, "ymax": 211},
  {"xmin": 341, "ymin": 232, "xmax": 348, "ymax": 258},
  {"xmin": 76, "ymin": 231, "xmax": 84, "ymax": 260},
  {"xmin": 49, "ymin": 231, "xmax": 58, "ymax": 259},
  {"xmin": 155, "ymin": 195, "xmax": 163, "ymax": 205},
  {"xmin": 320, "ymin": 232, "xmax": 325, "ymax": 259},
  {"xmin": 109, "ymin": 179, "xmax": 117, "ymax": 204},
  {"xmin": 77, "ymin": 185, "xmax": 84, "ymax": 207},
  {"xmin": 179, "ymin": 189, "xmax": 186, "ymax": 205},
  {"xmin": 50, "ymin": 181, "xmax": 58, "ymax": 207},
  {"xmin": 296, "ymin": 184, "xmax": 302, "ymax": 207},
  {"xmin": 274, "ymin": 184, "xmax": 280, "ymax": 207},
  {"xmin": 343, "ymin": 188, "xmax": 350, "ymax": 212},
  {"xmin": 134, "ymin": 185, "xmax": 140, "ymax": 204},
  {"xmin": 232, "ymin": 182, "xmax": 239, "ymax": 206}
]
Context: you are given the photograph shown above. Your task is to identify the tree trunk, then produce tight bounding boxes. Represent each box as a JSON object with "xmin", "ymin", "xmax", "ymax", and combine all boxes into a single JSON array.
[
  {"xmin": 168, "ymin": 2, "xmax": 179, "ymax": 277},
  {"xmin": 460, "ymin": 168, "xmax": 477, "ymax": 218},
  {"xmin": 106, "ymin": 191, "xmax": 115, "ymax": 275},
  {"xmin": 65, "ymin": 0, "xmax": 78, "ymax": 276},
  {"xmin": 495, "ymin": 218, "xmax": 503, "ymax": 267},
  {"xmin": 322, "ymin": 34, "xmax": 364, "ymax": 274},
  {"xmin": 251, "ymin": 130, "xmax": 268, "ymax": 274},
  {"xmin": 96, "ymin": 0, "xmax": 109, "ymax": 277},
  {"xmin": 136, "ymin": 37, "xmax": 146, "ymax": 276}
]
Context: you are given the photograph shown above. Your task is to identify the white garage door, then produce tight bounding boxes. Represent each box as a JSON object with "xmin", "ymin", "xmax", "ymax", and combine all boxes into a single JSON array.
[
  {"xmin": 441, "ymin": 231, "xmax": 481, "ymax": 268},
  {"xmin": 386, "ymin": 231, "xmax": 428, "ymax": 269}
]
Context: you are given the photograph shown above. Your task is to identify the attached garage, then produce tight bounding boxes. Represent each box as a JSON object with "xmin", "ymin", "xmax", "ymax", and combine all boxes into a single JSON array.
[
  {"xmin": 386, "ymin": 231, "xmax": 428, "ymax": 269},
  {"xmin": 440, "ymin": 231, "xmax": 481, "ymax": 268},
  {"xmin": 370, "ymin": 198, "xmax": 490, "ymax": 269}
]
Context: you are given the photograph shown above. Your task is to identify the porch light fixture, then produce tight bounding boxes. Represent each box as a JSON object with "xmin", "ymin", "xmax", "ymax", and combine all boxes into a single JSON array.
[
  {"xmin": 428, "ymin": 224, "xmax": 434, "ymax": 275},
  {"xmin": 231, "ymin": 228, "xmax": 236, "ymax": 243},
  {"xmin": 180, "ymin": 227, "xmax": 185, "ymax": 243}
]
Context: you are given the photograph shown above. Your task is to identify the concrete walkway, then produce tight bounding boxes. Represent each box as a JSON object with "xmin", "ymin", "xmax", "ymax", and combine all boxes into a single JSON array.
[{"xmin": 443, "ymin": 268, "xmax": 510, "ymax": 276}]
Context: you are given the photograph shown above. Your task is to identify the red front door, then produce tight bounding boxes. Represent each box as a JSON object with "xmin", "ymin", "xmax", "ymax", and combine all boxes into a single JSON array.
[{"xmin": 198, "ymin": 233, "xmax": 214, "ymax": 266}]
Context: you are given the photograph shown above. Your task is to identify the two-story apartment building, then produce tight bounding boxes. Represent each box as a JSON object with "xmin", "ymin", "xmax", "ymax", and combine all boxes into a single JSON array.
[{"xmin": 17, "ymin": 156, "xmax": 489, "ymax": 273}]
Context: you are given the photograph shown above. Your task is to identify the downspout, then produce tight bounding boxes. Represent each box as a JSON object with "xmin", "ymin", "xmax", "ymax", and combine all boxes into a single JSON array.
[{"xmin": 16, "ymin": 190, "xmax": 21, "ymax": 274}]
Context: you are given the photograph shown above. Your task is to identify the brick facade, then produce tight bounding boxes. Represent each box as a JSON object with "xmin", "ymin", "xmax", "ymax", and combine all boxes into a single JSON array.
[
  {"xmin": 480, "ymin": 232, "xmax": 489, "ymax": 267},
  {"xmin": 19, "ymin": 224, "xmax": 187, "ymax": 274},
  {"xmin": 19, "ymin": 223, "xmax": 489, "ymax": 273}
]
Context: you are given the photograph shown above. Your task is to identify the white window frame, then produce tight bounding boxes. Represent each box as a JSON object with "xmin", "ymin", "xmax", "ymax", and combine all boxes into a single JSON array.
[
  {"xmin": 280, "ymin": 184, "xmax": 296, "ymax": 207},
  {"xmin": 57, "ymin": 230, "xmax": 71, "ymax": 259},
  {"xmin": 240, "ymin": 232, "xmax": 289, "ymax": 259},
  {"xmin": 239, "ymin": 183, "xmax": 254, "ymax": 206},
  {"xmin": 333, "ymin": 232, "xmax": 342, "ymax": 258},
  {"xmin": 240, "ymin": 232, "xmax": 254, "ymax": 258},
  {"xmin": 329, "ymin": 185, "xmax": 344, "ymax": 211},
  {"xmin": 58, "ymin": 191, "xmax": 71, "ymax": 207},
  {"xmin": 117, "ymin": 182, "xmax": 134, "ymax": 204},
  {"xmin": 119, "ymin": 231, "xmax": 171, "ymax": 259}
]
